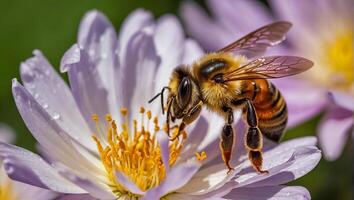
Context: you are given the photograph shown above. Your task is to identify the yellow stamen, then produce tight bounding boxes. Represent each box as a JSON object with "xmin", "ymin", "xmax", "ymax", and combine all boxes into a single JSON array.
[
  {"xmin": 92, "ymin": 108, "xmax": 186, "ymax": 197},
  {"xmin": 311, "ymin": 28, "xmax": 354, "ymax": 93},
  {"xmin": 195, "ymin": 151, "xmax": 207, "ymax": 161},
  {"xmin": 91, "ymin": 114, "xmax": 99, "ymax": 122}
]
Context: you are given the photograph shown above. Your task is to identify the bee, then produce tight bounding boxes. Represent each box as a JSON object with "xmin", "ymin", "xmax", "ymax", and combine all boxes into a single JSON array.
[{"xmin": 149, "ymin": 21, "xmax": 313, "ymax": 174}]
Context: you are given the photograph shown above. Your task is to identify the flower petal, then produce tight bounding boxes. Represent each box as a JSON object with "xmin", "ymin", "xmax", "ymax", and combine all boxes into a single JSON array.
[
  {"xmin": 60, "ymin": 170, "xmax": 115, "ymax": 199},
  {"xmin": 20, "ymin": 50, "xmax": 95, "ymax": 152},
  {"xmin": 115, "ymin": 171, "xmax": 145, "ymax": 195},
  {"xmin": 182, "ymin": 39, "xmax": 204, "ymax": 64},
  {"xmin": 77, "ymin": 10, "xmax": 120, "ymax": 118},
  {"xmin": 329, "ymin": 91, "xmax": 354, "ymax": 111},
  {"xmin": 156, "ymin": 131, "xmax": 170, "ymax": 172},
  {"xmin": 207, "ymin": 0, "xmax": 273, "ymax": 34},
  {"xmin": 55, "ymin": 194, "xmax": 96, "ymax": 200},
  {"xmin": 12, "ymin": 79, "xmax": 102, "ymax": 178},
  {"xmin": 12, "ymin": 180, "xmax": 59, "ymax": 200},
  {"xmin": 143, "ymin": 162, "xmax": 201, "ymax": 200},
  {"xmin": 0, "ymin": 123, "xmax": 15, "ymax": 143},
  {"xmin": 61, "ymin": 44, "xmax": 110, "ymax": 131},
  {"xmin": 235, "ymin": 145, "xmax": 321, "ymax": 188},
  {"xmin": 118, "ymin": 9, "xmax": 153, "ymax": 61},
  {"xmin": 117, "ymin": 31, "xmax": 161, "ymax": 117},
  {"xmin": 153, "ymin": 14, "xmax": 185, "ymax": 91},
  {"xmin": 176, "ymin": 163, "xmax": 242, "ymax": 195},
  {"xmin": 318, "ymin": 104, "xmax": 353, "ymax": 161},
  {"xmin": 180, "ymin": 1, "xmax": 234, "ymax": 51},
  {"xmin": 224, "ymin": 186, "xmax": 310, "ymax": 200},
  {"xmin": 0, "ymin": 142, "xmax": 85, "ymax": 194}
]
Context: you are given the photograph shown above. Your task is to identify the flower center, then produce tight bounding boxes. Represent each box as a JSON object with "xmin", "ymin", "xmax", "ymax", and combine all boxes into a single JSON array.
[
  {"xmin": 91, "ymin": 107, "xmax": 186, "ymax": 196},
  {"xmin": 318, "ymin": 29, "xmax": 353, "ymax": 92},
  {"xmin": 0, "ymin": 177, "xmax": 17, "ymax": 200}
]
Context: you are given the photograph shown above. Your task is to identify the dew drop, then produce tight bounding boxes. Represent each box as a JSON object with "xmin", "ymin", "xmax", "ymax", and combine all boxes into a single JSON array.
[
  {"xmin": 42, "ymin": 103, "xmax": 49, "ymax": 109},
  {"xmin": 52, "ymin": 113, "xmax": 61, "ymax": 120}
]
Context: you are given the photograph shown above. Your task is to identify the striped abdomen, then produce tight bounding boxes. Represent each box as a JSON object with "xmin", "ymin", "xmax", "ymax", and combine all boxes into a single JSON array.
[{"xmin": 244, "ymin": 79, "xmax": 288, "ymax": 142}]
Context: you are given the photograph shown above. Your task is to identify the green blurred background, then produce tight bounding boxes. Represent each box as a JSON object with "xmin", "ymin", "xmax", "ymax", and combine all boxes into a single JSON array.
[{"xmin": 0, "ymin": 0, "xmax": 351, "ymax": 199}]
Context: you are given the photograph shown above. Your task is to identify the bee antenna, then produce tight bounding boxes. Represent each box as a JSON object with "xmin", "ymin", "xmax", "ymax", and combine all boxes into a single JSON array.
[{"xmin": 148, "ymin": 87, "xmax": 170, "ymax": 115}]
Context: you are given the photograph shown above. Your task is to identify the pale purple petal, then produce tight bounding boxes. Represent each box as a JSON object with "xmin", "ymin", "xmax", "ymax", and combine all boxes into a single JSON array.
[
  {"xmin": 270, "ymin": 0, "xmax": 321, "ymax": 41},
  {"xmin": 12, "ymin": 79, "xmax": 102, "ymax": 177},
  {"xmin": 0, "ymin": 123, "xmax": 15, "ymax": 143},
  {"xmin": 118, "ymin": 31, "xmax": 160, "ymax": 117},
  {"xmin": 182, "ymin": 39, "xmax": 204, "ymax": 64},
  {"xmin": 235, "ymin": 146, "xmax": 321, "ymax": 188},
  {"xmin": 156, "ymin": 131, "xmax": 170, "ymax": 172},
  {"xmin": 143, "ymin": 162, "xmax": 201, "ymax": 200},
  {"xmin": 207, "ymin": 0, "xmax": 273, "ymax": 34},
  {"xmin": 0, "ymin": 142, "xmax": 85, "ymax": 193},
  {"xmin": 319, "ymin": 104, "xmax": 353, "ymax": 161},
  {"xmin": 20, "ymin": 50, "xmax": 95, "ymax": 152},
  {"xmin": 178, "ymin": 116, "xmax": 212, "ymax": 164},
  {"xmin": 77, "ymin": 10, "xmax": 120, "ymax": 119},
  {"xmin": 273, "ymin": 78, "xmax": 326, "ymax": 127},
  {"xmin": 115, "ymin": 171, "xmax": 145, "ymax": 195},
  {"xmin": 55, "ymin": 194, "xmax": 96, "ymax": 200},
  {"xmin": 225, "ymin": 186, "xmax": 310, "ymax": 200},
  {"xmin": 118, "ymin": 9, "xmax": 153, "ymax": 61},
  {"xmin": 180, "ymin": 1, "xmax": 234, "ymax": 51},
  {"xmin": 13, "ymin": 181, "xmax": 59, "ymax": 200},
  {"xmin": 329, "ymin": 91, "xmax": 354, "ymax": 111},
  {"xmin": 153, "ymin": 14, "xmax": 185, "ymax": 93},
  {"xmin": 60, "ymin": 170, "xmax": 115, "ymax": 199},
  {"xmin": 176, "ymin": 163, "xmax": 242, "ymax": 195},
  {"xmin": 61, "ymin": 44, "xmax": 109, "ymax": 131}
]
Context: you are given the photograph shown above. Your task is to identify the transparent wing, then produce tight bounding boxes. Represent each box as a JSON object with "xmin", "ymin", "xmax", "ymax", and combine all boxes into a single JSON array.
[
  {"xmin": 218, "ymin": 21, "xmax": 292, "ymax": 57},
  {"xmin": 223, "ymin": 56, "xmax": 313, "ymax": 81}
]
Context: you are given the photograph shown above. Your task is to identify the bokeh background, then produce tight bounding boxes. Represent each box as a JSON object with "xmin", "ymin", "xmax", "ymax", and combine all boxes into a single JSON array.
[{"xmin": 0, "ymin": 0, "xmax": 351, "ymax": 199}]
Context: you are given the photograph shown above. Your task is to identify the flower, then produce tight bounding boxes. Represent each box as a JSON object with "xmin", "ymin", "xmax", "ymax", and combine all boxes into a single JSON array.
[
  {"xmin": 0, "ymin": 9, "xmax": 321, "ymax": 200},
  {"xmin": 180, "ymin": 0, "xmax": 353, "ymax": 161},
  {"xmin": 0, "ymin": 124, "xmax": 58, "ymax": 200}
]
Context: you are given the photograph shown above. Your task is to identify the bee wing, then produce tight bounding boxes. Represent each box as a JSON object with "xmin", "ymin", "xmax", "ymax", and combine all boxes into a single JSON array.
[
  {"xmin": 218, "ymin": 21, "xmax": 292, "ymax": 57},
  {"xmin": 223, "ymin": 56, "xmax": 313, "ymax": 81}
]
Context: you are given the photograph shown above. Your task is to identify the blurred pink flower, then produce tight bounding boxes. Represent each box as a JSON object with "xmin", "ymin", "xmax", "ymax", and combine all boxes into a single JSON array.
[
  {"xmin": 0, "ymin": 124, "xmax": 58, "ymax": 200},
  {"xmin": 0, "ymin": 9, "xmax": 321, "ymax": 200},
  {"xmin": 181, "ymin": 0, "xmax": 353, "ymax": 161}
]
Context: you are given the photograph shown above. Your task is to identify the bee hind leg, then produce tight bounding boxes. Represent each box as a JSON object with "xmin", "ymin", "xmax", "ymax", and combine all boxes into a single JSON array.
[{"xmin": 244, "ymin": 99, "xmax": 268, "ymax": 174}]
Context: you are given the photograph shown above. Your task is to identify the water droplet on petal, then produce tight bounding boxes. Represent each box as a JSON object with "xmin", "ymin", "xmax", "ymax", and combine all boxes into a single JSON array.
[{"xmin": 52, "ymin": 113, "xmax": 61, "ymax": 120}]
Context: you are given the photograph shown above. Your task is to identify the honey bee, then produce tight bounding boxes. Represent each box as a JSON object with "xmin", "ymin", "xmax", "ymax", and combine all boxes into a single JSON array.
[{"xmin": 149, "ymin": 21, "xmax": 313, "ymax": 174}]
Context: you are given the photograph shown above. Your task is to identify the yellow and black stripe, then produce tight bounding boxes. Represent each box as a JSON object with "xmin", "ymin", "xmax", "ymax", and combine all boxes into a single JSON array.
[{"xmin": 252, "ymin": 80, "xmax": 288, "ymax": 142}]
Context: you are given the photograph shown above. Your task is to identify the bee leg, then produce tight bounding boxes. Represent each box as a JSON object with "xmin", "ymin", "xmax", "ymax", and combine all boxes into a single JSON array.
[
  {"xmin": 170, "ymin": 101, "xmax": 203, "ymax": 141},
  {"xmin": 166, "ymin": 97, "xmax": 174, "ymax": 137},
  {"xmin": 220, "ymin": 107, "xmax": 234, "ymax": 173},
  {"xmin": 244, "ymin": 99, "xmax": 268, "ymax": 174}
]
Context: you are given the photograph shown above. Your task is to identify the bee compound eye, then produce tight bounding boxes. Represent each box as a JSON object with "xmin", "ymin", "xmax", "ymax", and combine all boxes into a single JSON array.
[{"xmin": 177, "ymin": 77, "xmax": 192, "ymax": 108}]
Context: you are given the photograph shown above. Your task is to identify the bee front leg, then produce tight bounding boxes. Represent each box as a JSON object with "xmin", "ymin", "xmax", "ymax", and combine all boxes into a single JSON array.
[
  {"xmin": 220, "ymin": 107, "xmax": 234, "ymax": 173},
  {"xmin": 170, "ymin": 101, "xmax": 203, "ymax": 141},
  {"xmin": 244, "ymin": 99, "xmax": 268, "ymax": 174}
]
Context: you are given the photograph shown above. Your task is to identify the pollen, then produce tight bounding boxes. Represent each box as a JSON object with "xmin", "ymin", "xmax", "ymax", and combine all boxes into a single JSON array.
[
  {"xmin": 195, "ymin": 151, "xmax": 207, "ymax": 161},
  {"xmin": 91, "ymin": 107, "xmax": 186, "ymax": 196}
]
